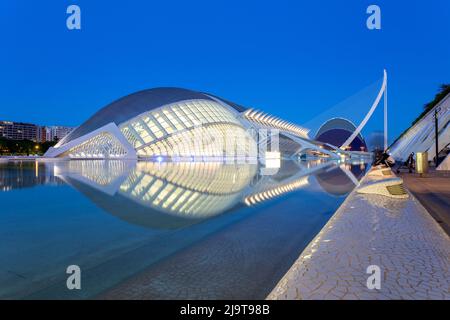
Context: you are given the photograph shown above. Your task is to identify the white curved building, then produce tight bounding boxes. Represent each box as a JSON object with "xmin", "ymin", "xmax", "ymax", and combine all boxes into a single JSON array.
[
  {"xmin": 45, "ymin": 87, "xmax": 331, "ymax": 160},
  {"xmin": 46, "ymin": 88, "xmax": 259, "ymax": 160}
]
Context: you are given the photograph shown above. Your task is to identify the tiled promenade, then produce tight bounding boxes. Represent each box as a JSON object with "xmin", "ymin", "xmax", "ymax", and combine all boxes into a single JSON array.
[{"xmin": 267, "ymin": 170, "xmax": 450, "ymax": 300}]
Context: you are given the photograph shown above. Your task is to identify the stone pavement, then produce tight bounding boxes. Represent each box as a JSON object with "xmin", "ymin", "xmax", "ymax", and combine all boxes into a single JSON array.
[{"xmin": 267, "ymin": 171, "xmax": 450, "ymax": 300}]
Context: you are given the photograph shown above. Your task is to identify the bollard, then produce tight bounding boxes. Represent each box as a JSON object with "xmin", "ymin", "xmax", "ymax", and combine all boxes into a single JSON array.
[{"xmin": 416, "ymin": 152, "xmax": 428, "ymax": 174}]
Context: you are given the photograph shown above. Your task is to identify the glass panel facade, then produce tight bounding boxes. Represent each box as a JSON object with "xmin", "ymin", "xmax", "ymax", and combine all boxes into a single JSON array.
[
  {"xmin": 119, "ymin": 99, "xmax": 256, "ymax": 159},
  {"xmin": 60, "ymin": 132, "xmax": 128, "ymax": 159}
]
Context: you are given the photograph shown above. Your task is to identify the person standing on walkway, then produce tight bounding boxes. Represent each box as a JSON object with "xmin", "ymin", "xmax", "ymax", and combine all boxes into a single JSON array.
[{"xmin": 406, "ymin": 152, "xmax": 415, "ymax": 173}]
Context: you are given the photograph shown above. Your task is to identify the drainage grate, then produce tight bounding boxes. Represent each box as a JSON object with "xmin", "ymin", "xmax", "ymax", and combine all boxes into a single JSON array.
[{"xmin": 386, "ymin": 184, "xmax": 407, "ymax": 196}]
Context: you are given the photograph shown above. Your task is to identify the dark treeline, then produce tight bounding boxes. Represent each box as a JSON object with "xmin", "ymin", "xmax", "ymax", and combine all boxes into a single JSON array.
[{"xmin": 0, "ymin": 138, "xmax": 57, "ymax": 156}]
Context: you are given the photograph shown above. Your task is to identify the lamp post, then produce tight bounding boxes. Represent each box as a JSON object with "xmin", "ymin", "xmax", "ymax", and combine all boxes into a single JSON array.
[{"xmin": 434, "ymin": 106, "xmax": 441, "ymax": 166}]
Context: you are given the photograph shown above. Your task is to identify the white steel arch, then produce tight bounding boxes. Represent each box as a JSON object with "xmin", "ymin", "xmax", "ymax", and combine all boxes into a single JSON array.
[{"xmin": 341, "ymin": 69, "xmax": 387, "ymax": 149}]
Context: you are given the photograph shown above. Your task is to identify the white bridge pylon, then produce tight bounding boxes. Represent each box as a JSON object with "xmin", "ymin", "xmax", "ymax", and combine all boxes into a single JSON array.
[{"xmin": 340, "ymin": 69, "xmax": 388, "ymax": 150}]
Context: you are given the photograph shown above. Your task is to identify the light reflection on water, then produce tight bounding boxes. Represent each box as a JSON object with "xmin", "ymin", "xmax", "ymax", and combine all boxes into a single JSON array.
[{"xmin": 0, "ymin": 159, "xmax": 367, "ymax": 299}]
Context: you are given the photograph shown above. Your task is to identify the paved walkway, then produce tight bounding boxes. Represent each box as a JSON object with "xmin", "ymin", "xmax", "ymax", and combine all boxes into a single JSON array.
[
  {"xmin": 398, "ymin": 169, "xmax": 450, "ymax": 235},
  {"xmin": 267, "ymin": 171, "xmax": 450, "ymax": 300}
]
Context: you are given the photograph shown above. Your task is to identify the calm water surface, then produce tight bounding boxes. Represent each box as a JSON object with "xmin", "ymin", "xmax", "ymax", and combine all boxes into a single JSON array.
[{"xmin": 0, "ymin": 159, "xmax": 367, "ymax": 299}]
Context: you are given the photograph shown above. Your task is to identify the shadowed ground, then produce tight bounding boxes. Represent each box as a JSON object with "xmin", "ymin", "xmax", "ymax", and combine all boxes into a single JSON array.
[{"xmin": 399, "ymin": 169, "xmax": 450, "ymax": 236}]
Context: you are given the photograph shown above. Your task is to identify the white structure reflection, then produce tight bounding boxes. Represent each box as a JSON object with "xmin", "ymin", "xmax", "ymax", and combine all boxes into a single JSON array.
[{"xmin": 43, "ymin": 159, "xmax": 368, "ymax": 229}]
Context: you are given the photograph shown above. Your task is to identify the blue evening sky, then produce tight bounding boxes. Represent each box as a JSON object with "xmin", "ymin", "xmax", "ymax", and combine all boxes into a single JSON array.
[{"xmin": 1, "ymin": 0, "xmax": 449, "ymax": 142}]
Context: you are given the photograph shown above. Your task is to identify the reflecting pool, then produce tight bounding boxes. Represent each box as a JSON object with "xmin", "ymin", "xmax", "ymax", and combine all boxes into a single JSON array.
[{"xmin": 0, "ymin": 159, "xmax": 368, "ymax": 299}]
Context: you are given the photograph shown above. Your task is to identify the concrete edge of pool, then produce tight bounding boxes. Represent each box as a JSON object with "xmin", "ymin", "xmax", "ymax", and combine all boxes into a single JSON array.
[{"xmin": 267, "ymin": 168, "xmax": 450, "ymax": 300}]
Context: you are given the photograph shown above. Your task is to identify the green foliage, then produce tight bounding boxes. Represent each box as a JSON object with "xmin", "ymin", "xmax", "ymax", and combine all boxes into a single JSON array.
[{"xmin": 0, "ymin": 138, "xmax": 57, "ymax": 156}]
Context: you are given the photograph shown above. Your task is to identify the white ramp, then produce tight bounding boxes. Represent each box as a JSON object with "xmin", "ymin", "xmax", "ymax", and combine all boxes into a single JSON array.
[{"xmin": 437, "ymin": 153, "xmax": 450, "ymax": 170}]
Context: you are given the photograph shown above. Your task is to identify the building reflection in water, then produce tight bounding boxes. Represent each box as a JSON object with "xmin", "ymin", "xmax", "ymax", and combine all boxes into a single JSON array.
[
  {"xmin": 315, "ymin": 161, "xmax": 366, "ymax": 197},
  {"xmin": 51, "ymin": 160, "xmax": 257, "ymax": 229},
  {"xmin": 119, "ymin": 162, "xmax": 256, "ymax": 218},
  {"xmin": 0, "ymin": 160, "xmax": 64, "ymax": 191},
  {"xmin": 0, "ymin": 159, "xmax": 367, "ymax": 228},
  {"xmin": 0, "ymin": 158, "xmax": 369, "ymax": 299}
]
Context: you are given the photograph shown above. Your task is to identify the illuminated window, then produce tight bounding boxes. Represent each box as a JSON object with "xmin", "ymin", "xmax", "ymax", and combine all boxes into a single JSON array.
[
  {"xmin": 154, "ymin": 113, "xmax": 174, "ymax": 134},
  {"xmin": 118, "ymin": 99, "xmax": 254, "ymax": 159},
  {"xmin": 162, "ymin": 109, "xmax": 184, "ymax": 130},
  {"xmin": 60, "ymin": 132, "xmax": 128, "ymax": 158}
]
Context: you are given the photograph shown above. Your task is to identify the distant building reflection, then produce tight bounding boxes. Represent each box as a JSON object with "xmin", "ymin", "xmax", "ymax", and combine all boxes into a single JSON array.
[{"xmin": 0, "ymin": 160, "xmax": 63, "ymax": 191}]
